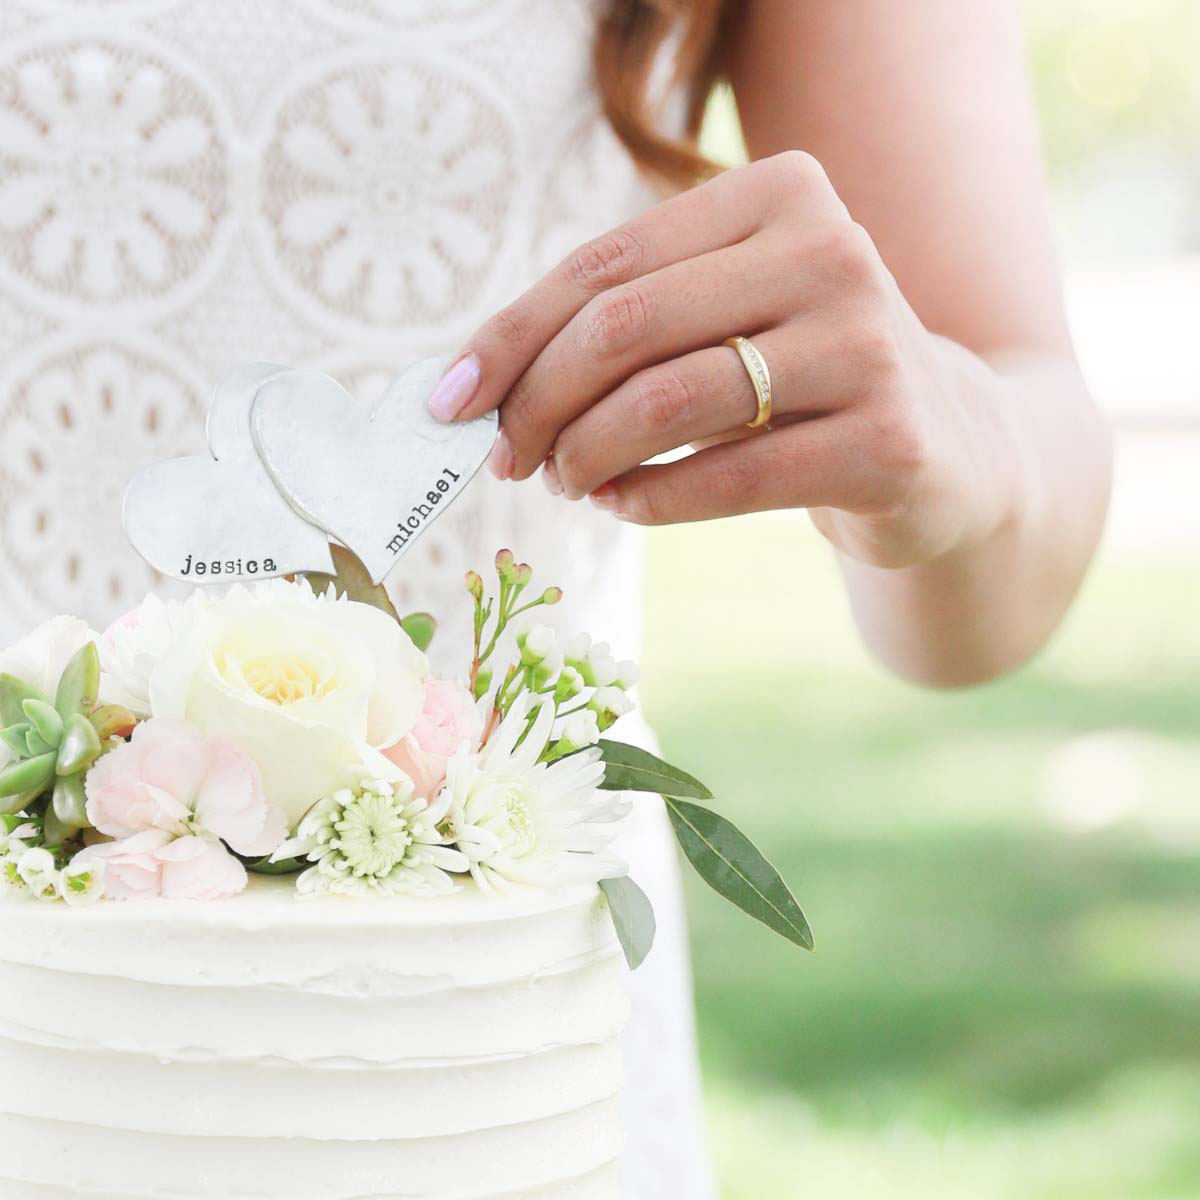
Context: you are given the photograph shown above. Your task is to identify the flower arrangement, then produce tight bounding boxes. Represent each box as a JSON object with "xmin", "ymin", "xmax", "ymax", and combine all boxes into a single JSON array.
[{"xmin": 0, "ymin": 549, "xmax": 810, "ymax": 966}]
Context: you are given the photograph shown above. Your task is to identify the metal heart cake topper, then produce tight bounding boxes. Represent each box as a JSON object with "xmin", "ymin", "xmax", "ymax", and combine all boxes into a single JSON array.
[
  {"xmin": 251, "ymin": 357, "xmax": 498, "ymax": 585},
  {"xmin": 123, "ymin": 363, "xmax": 337, "ymax": 584}
]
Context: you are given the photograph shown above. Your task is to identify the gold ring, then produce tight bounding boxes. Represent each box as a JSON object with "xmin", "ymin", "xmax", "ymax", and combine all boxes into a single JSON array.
[{"xmin": 723, "ymin": 335, "xmax": 773, "ymax": 428}]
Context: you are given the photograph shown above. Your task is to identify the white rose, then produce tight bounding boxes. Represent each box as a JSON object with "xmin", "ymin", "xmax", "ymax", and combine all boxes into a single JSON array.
[
  {"xmin": 0, "ymin": 616, "xmax": 101, "ymax": 770},
  {"xmin": 147, "ymin": 580, "xmax": 427, "ymax": 828}
]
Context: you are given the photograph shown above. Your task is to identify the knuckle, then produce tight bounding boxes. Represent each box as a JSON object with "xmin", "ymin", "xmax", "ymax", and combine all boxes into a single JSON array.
[
  {"xmin": 565, "ymin": 228, "xmax": 645, "ymax": 293},
  {"xmin": 873, "ymin": 401, "xmax": 928, "ymax": 481},
  {"xmin": 500, "ymin": 379, "xmax": 539, "ymax": 440},
  {"xmin": 764, "ymin": 149, "xmax": 827, "ymax": 192},
  {"xmin": 849, "ymin": 315, "xmax": 903, "ymax": 380},
  {"xmin": 489, "ymin": 301, "xmax": 534, "ymax": 351},
  {"xmin": 817, "ymin": 221, "xmax": 882, "ymax": 288},
  {"xmin": 623, "ymin": 483, "xmax": 666, "ymax": 527},
  {"xmin": 579, "ymin": 285, "xmax": 655, "ymax": 355},
  {"xmin": 630, "ymin": 367, "xmax": 696, "ymax": 431}
]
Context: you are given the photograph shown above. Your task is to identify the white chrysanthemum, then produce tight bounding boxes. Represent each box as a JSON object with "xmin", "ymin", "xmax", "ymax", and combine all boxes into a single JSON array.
[
  {"xmin": 276, "ymin": 776, "xmax": 467, "ymax": 898},
  {"xmin": 441, "ymin": 698, "xmax": 629, "ymax": 893}
]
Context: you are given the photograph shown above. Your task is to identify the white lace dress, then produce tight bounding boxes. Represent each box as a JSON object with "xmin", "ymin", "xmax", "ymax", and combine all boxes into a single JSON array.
[{"xmin": 0, "ymin": 1, "xmax": 715, "ymax": 1196}]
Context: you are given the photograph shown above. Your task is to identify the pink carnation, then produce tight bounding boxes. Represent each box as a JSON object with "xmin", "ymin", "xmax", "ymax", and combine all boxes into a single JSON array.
[
  {"xmin": 383, "ymin": 677, "xmax": 482, "ymax": 799},
  {"xmin": 79, "ymin": 719, "xmax": 286, "ymax": 900}
]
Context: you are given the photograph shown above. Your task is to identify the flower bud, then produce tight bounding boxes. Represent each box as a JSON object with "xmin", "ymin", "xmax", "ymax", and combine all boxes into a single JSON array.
[
  {"xmin": 554, "ymin": 665, "xmax": 584, "ymax": 704},
  {"xmin": 563, "ymin": 633, "xmax": 592, "ymax": 664},
  {"xmin": 614, "ymin": 660, "xmax": 640, "ymax": 689},
  {"xmin": 472, "ymin": 667, "xmax": 493, "ymax": 700},
  {"xmin": 520, "ymin": 624, "xmax": 556, "ymax": 666},
  {"xmin": 562, "ymin": 710, "xmax": 601, "ymax": 750},
  {"xmin": 590, "ymin": 685, "xmax": 634, "ymax": 731},
  {"xmin": 590, "ymin": 654, "xmax": 619, "ymax": 687},
  {"xmin": 495, "ymin": 549, "xmax": 516, "ymax": 581},
  {"xmin": 464, "ymin": 570, "xmax": 484, "ymax": 601},
  {"xmin": 541, "ymin": 587, "xmax": 563, "ymax": 606}
]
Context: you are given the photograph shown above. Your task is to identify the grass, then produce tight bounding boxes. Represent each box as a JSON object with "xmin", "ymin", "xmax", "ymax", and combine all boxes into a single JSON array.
[{"xmin": 641, "ymin": 515, "xmax": 1200, "ymax": 1199}]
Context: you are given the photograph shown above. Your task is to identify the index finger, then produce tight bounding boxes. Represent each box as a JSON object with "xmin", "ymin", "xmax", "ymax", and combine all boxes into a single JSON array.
[{"xmin": 430, "ymin": 159, "xmax": 787, "ymax": 424}]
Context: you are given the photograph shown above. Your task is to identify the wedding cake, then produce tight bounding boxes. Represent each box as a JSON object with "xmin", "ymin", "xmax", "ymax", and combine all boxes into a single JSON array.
[
  {"xmin": 0, "ymin": 362, "xmax": 809, "ymax": 1198},
  {"xmin": 0, "ymin": 878, "xmax": 626, "ymax": 1199}
]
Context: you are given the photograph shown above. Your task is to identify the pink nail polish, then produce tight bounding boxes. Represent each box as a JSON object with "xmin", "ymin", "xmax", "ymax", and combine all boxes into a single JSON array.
[
  {"xmin": 427, "ymin": 354, "xmax": 481, "ymax": 423},
  {"xmin": 487, "ymin": 429, "xmax": 515, "ymax": 480},
  {"xmin": 542, "ymin": 458, "xmax": 563, "ymax": 496},
  {"xmin": 589, "ymin": 483, "xmax": 620, "ymax": 513}
]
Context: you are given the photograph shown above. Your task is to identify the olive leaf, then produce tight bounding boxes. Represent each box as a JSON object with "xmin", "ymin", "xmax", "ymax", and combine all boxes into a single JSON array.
[
  {"xmin": 665, "ymin": 797, "xmax": 813, "ymax": 952},
  {"xmin": 596, "ymin": 741, "xmax": 713, "ymax": 800},
  {"xmin": 600, "ymin": 875, "xmax": 657, "ymax": 970}
]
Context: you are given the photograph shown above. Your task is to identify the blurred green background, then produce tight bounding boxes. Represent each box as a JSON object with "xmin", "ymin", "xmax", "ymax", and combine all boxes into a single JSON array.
[{"xmin": 645, "ymin": 2, "xmax": 1200, "ymax": 1195}]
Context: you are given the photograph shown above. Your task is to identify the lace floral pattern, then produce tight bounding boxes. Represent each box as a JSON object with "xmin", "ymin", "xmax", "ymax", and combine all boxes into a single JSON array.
[
  {"xmin": 0, "ymin": 2, "xmax": 713, "ymax": 1195},
  {"xmin": 258, "ymin": 56, "xmax": 517, "ymax": 329},
  {"xmin": 0, "ymin": 39, "xmax": 229, "ymax": 310}
]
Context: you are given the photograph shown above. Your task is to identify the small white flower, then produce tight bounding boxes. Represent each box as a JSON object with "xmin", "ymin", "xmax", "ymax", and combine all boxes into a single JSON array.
[
  {"xmin": 60, "ymin": 857, "xmax": 106, "ymax": 906},
  {"xmin": 562, "ymin": 710, "xmax": 601, "ymax": 751},
  {"xmin": 614, "ymin": 660, "xmax": 640, "ymax": 689},
  {"xmin": 279, "ymin": 776, "xmax": 468, "ymax": 898},
  {"xmin": 591, "ymin": 686, "xmax": 634, "ymax": 724},
  {"xmin": 441, "ymin": 698, "xmax": 629, "ymax": 893},
  {"xmin": 0, "ymin": 820, "xmax": 38, "ymax": 859},
  {"xmin": 521, "ymin": 624, "xmax": 557, "ymax": 664},
  {"xmin": 563, "ymin": 633, "xmax": 592, "ymax": 664},
  {"xmin": 16, "ymin": 848, "xmax": 60, "ymax": 902},
  {"xmin": 0, "ymin": 857, "xmax": 27, "ymax": 898},
  {"xmin": 554, "ymin": 665, "xmax": 584, "ymax": 703}
]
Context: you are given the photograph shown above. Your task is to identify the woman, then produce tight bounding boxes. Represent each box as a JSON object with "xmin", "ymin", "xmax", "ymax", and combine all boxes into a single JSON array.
[{"xmin": 0, "ymin": 1, "xmax": 1110, "ymax": 1195}]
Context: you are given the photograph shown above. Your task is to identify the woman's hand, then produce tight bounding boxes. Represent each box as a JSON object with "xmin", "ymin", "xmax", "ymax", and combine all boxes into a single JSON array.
[{"xmin": 429, "ymin": 151, "xmax": 1023, "ymax": 570}]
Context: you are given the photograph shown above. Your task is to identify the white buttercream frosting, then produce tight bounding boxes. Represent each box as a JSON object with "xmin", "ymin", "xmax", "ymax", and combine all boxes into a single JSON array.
[{"xmin": 0, "ymin": 878, "xmax": 628, "ymax": 1198}]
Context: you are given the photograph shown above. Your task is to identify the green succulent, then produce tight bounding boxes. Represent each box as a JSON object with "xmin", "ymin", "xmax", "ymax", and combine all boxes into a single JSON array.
[{"xmin": 0, "ymin": 643, "xmax": 136, "ymax": 844}]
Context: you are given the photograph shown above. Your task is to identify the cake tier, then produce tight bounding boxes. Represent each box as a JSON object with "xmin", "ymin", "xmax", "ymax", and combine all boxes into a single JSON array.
[{"xmin": 0, "ymin": 878, "xmax": 628, "ymax": 1199}]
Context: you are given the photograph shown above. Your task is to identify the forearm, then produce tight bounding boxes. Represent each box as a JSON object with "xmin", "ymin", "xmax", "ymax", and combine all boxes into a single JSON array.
[{"xmin": 835, "ymin": 343, "xmax": 1112, "ymax": 688}]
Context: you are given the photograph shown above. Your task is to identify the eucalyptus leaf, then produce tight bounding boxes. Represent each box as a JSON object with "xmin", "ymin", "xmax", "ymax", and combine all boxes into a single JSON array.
[
  {"xmin": 51, "ymin": 775, "xmax": 89, "ymax": 830},
  {"xmin": 600, "ymin": 874, "xmax": 657, "ymax": 970},
  {"xmin": 0, "ymin": 753, "xmax": 56, "ymax": 801},
  {"xmin": 57, "ymin": 713, "xmax": 102, "ymax": 776},
  {"xmin": 0, "ymin": 675, "xmax": 48, "ymax": 728},
  {"xmin": 54, "ymin": 643, "xmax": 100, "ymax": 722},
  {"xmin": 21, "ymin": 698, "xmax": 63, "ymax": 749},
  {"xmin": 597, "ymin": 740, "xmax": 713, "ymax": 800},
  {"xmin": 399, "ymin": 611, "xmax": 436, "ymax": 652},
  {"xmin": 665, "ymin": 797, "xmax": 813, "ymax": 952},
  {"xmin": 303, "ymin": 544, "xmax": 401, "ymax": 623}
]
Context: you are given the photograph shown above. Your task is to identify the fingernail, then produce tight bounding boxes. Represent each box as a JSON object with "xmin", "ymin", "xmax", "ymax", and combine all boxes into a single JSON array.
[
  {"xmin": 542, "ymin": 457, "xmax": 563, "ymax": 496},
  {"xmin": 589, "ymin": 483, "xmax": 620, "ymax": 513},
  {"xmin": 428, "ymin": 353, "xmax": 481, "ymax": 423},
  {"xmin": 487, "ymin": 429, "xmax": 515, "ymax": 480}
]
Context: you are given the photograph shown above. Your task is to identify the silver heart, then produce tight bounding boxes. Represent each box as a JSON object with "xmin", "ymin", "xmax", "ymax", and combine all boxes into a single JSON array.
[
  {"xmin": 123, "ymin": 362, "xmax": 335, "ymax": 584},
  {"xmin": 251, "ymin": 357, "xmax": 498, "ymax": 585}
]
